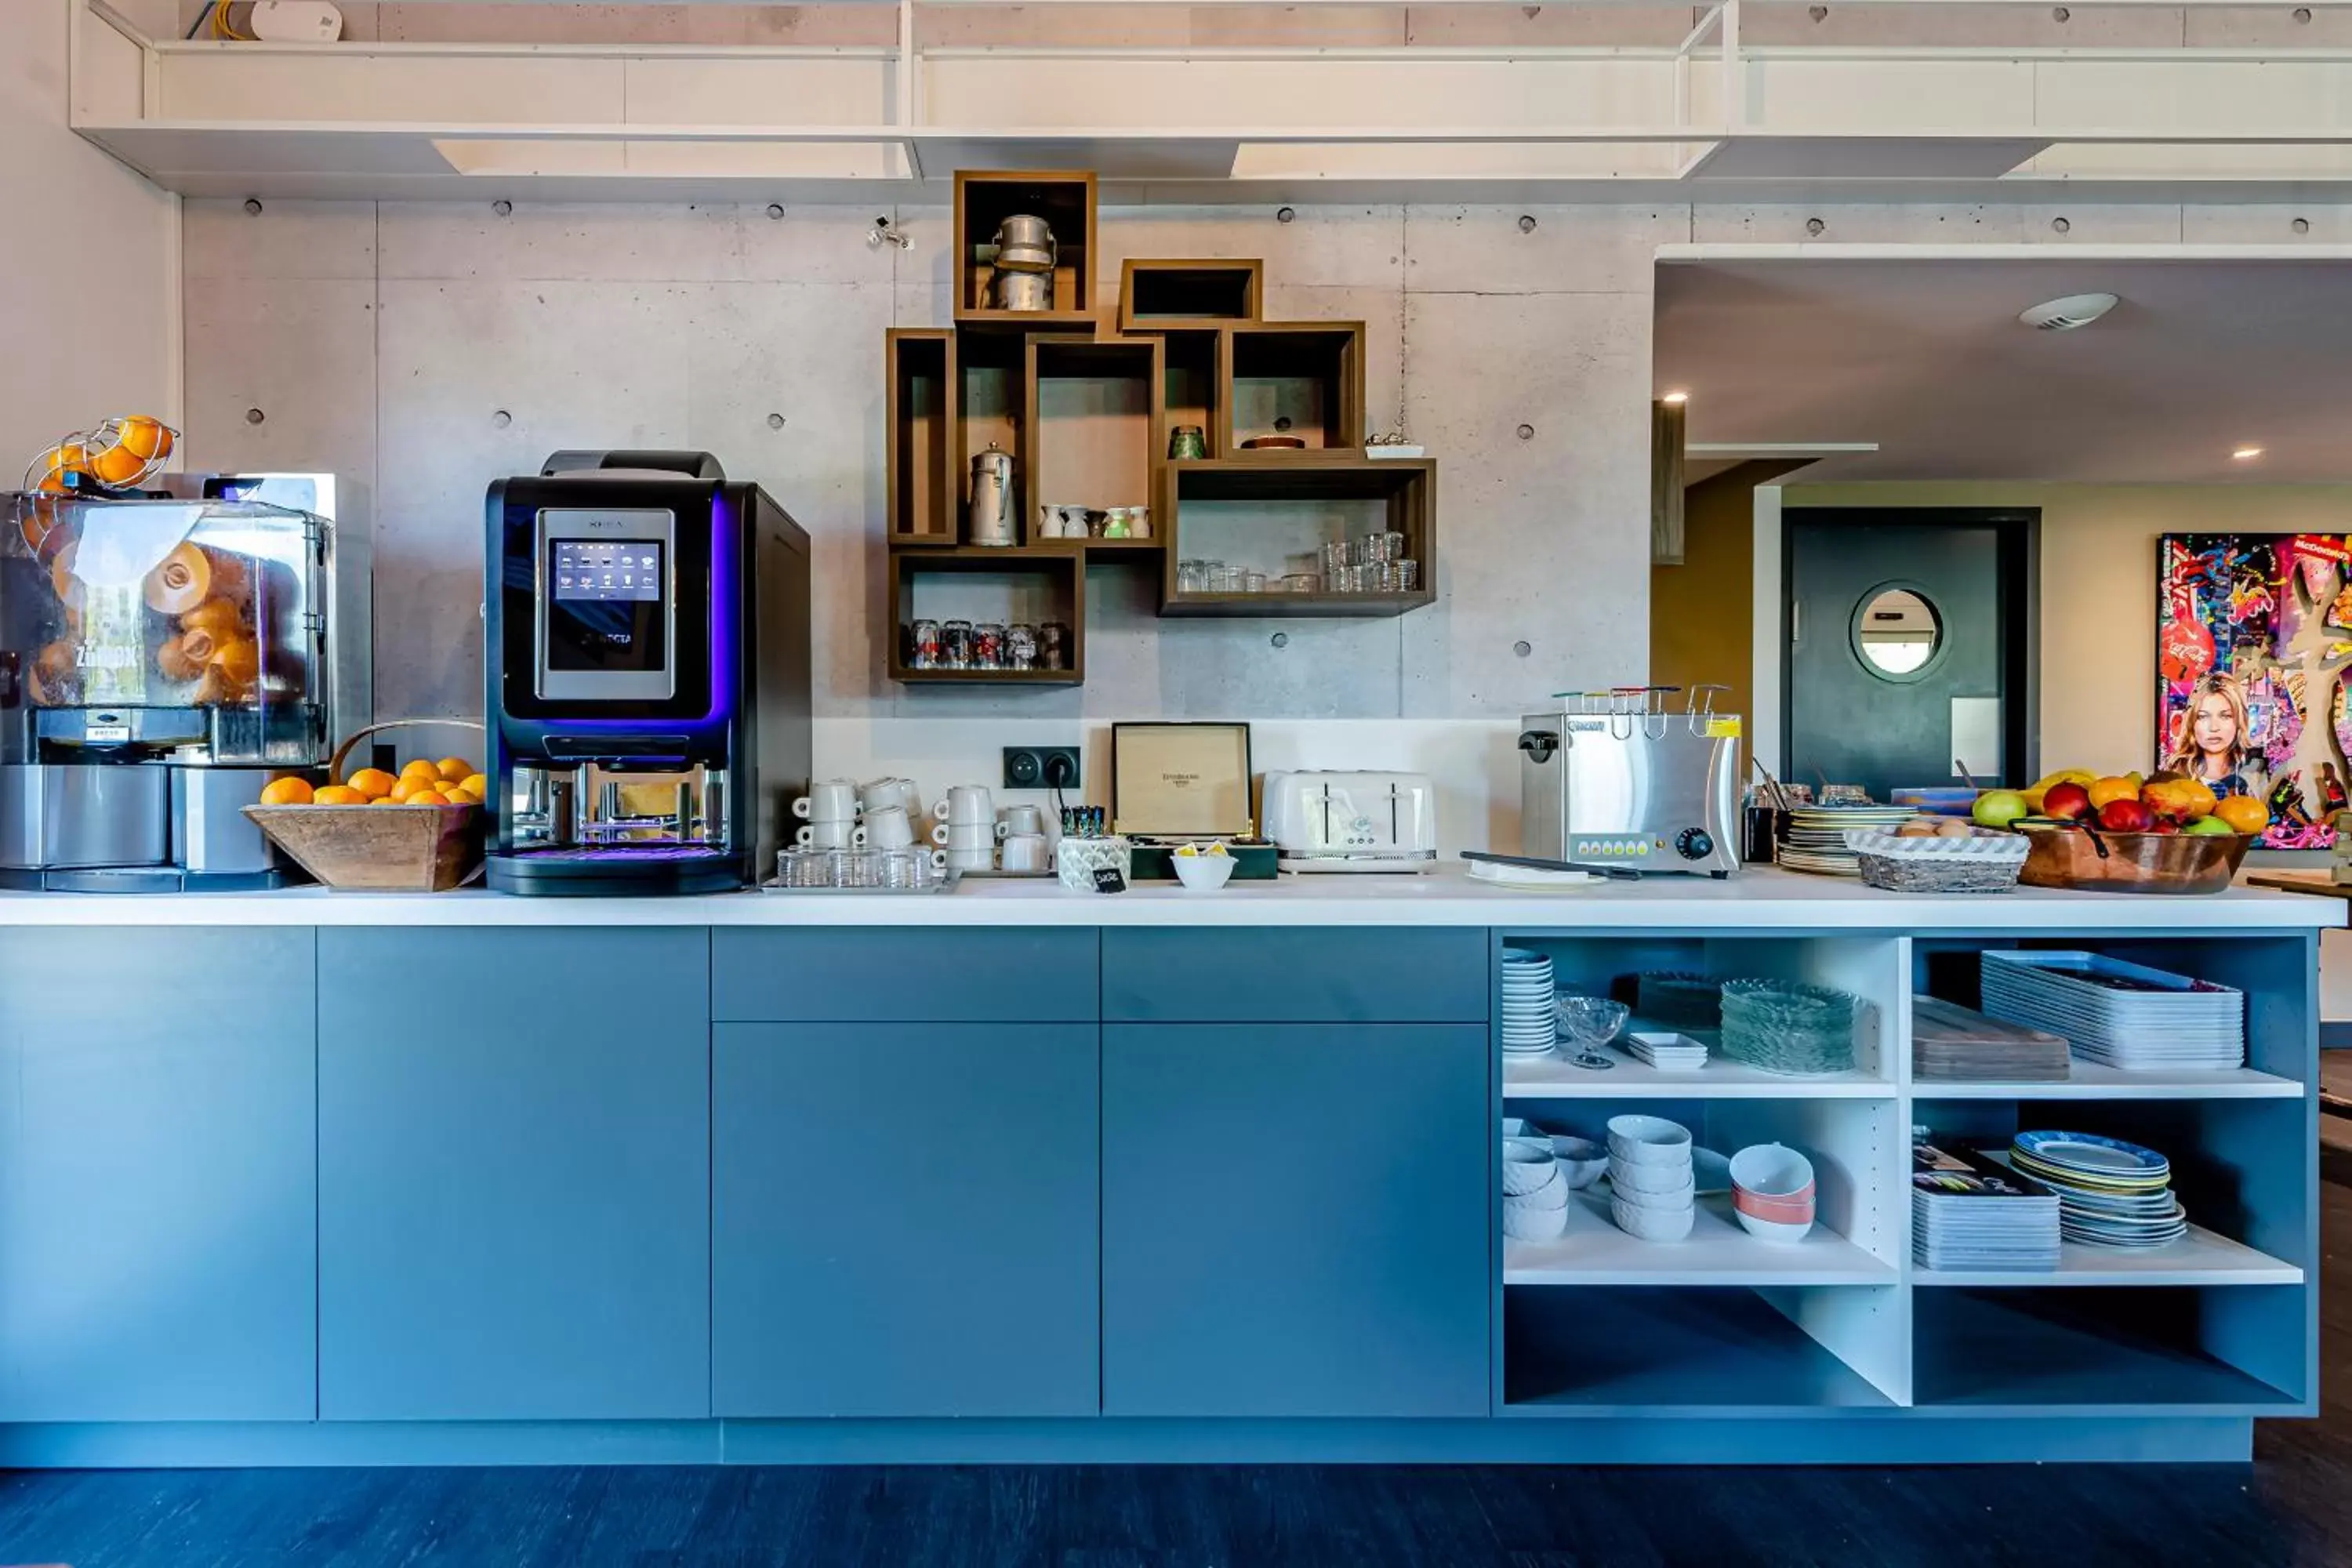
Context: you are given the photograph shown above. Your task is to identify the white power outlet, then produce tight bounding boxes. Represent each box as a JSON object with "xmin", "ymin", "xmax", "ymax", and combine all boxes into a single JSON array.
[{"xmin": 248, "ymin": 1, "xmax": 344, "ymax": 42}]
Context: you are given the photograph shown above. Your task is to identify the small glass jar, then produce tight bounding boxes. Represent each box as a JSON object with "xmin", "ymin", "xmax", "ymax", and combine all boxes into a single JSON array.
[
  {"xmin": 1397, "ymin": 559, "xmax": 1419, "ymax": 591},
  {"xmin": 908, "ymin": 618, "xmax": 942, "ymax": 670},
  {"xmin": 1364, "ymin": 531, "xmax": 1406, "ymax": 564},
  {"xmin": 940, "ymin": 619, "xmax": 974, "ymax": 670},
  {"xmin": 1243, "ymin": 571, "xmax": 1269, "ymax": 593},
  {"xmin": 1319, "ymin": 540, "xmax": 1352, "ymax": 581},
  {"xmin": 1178, "ymin": 559, "xmax": 1208, "ymax": 593},
  {"xmin": 1040, "ymin": 621, "xmax": 1072, "ymax": 670},
  {"xmin": 973, "ymin": 622, "xmax": 1007, "ymax": 670},
  {"xmin": 1007, "ymin": 622, "xmax": 1039, "ymax": 670}
]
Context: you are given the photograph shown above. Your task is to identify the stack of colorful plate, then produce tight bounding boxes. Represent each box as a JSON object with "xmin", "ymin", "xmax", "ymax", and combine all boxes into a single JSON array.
[
  {"xmin": 2008, "ymin": 1131, "xmax": 2187, "ymax": 1249},
  {"xmin": 1719, "ymin": 978, "xmax": 1859, "ymax": 1076},
  {"xmin": 1500, "ymin": 947, "xmax": 1557, "ymax": 1058},
  {"xmin": 1778, "ymin": 804, "xmax": 1915, "ymax": 876}
]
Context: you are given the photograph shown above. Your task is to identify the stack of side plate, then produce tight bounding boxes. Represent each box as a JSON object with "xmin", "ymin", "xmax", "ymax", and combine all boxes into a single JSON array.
[
  {"xmin": 1778, "ymin": 804, "xmax": 1915, "ymax": 877},
  {"xmin": 1500, "ymin": 947, "xmax": 1557, "ymax": 1057},
  {"xmin": 2008, "ymin": 1131, "xmax": 2187, "ymax": 1249}
]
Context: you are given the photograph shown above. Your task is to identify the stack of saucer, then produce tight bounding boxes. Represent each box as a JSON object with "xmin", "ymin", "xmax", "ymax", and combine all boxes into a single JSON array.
[
  {"xmin": 2009, "ymin": 1131, "xmax": 2187, "ymax": 1249},
  {"xmin": 1779, "ymin": 803, "xmax": 1913, "ymax": 876},
  {"xmin": 1623, "ymin": 1030, "xmax": 1708, "ymax": 1072},
  {"xmin": 1500, "ymin": 948, "xmax": 1557, "ymax": 1058},
  {"xmin": 1606, "ymin": 1114, "xmax": 1694, "ymax": 1241}
]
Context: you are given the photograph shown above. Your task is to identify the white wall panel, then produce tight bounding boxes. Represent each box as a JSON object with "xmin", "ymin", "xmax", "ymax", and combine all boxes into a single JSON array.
[{"xmin": 158, "ymin": 53, "xmax": 628, "ymax": 125}]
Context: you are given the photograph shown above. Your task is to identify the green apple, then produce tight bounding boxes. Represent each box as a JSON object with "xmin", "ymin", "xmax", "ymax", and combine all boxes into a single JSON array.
[
  {"xmin": 2182, "ymin": 815, "xmax": 2237, "ymax": 837},
  {"xmin": 1973, "ymin": 789, "xmax": 2031, "ymax": 829}
]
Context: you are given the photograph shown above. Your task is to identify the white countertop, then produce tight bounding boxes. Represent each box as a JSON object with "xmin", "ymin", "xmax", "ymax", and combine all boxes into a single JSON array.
[{"xmin": 0, "ymin": 865, "xmax": 2336, "ymax": 931}]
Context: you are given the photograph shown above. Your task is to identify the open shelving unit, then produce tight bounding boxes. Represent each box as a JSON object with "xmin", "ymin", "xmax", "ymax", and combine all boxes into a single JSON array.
[
  {"xmin": 1490, "ymin": 927, "xmax": 2322, "ymax": 1429},
  {"xmin": 881, "ymin": 168, "xmax": 1437, "ymax": 687}
]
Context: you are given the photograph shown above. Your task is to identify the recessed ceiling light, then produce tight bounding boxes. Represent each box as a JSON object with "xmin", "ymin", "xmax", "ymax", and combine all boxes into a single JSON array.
[
  {"xmin": 2018, "ymin": 292, "xmax": 2120, "ymax": 331},
  {"xmin": 1661, "ymin": 390, "xmax": 1690, "ymax": 405},
  {"xmin": 2234, "ymin": 446, "xmax": 2265, "ymax": 460}
]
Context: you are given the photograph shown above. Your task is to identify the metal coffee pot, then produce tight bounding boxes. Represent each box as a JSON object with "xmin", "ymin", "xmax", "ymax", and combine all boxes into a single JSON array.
[{"xmin": 969, "ymin": 444, "xmax": 1017, "ymax": 546}]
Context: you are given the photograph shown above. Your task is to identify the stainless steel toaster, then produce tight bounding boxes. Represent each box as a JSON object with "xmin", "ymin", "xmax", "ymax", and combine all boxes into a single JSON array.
[{"xmin": 1519, "ymin": 688, "xmax": 1741, "ymax": 877}]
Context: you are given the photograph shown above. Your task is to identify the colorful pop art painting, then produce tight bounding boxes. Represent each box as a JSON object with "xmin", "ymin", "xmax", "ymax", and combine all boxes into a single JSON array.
[{"xmin": 2158, "ymin": 534, "xmax": 2352, "ymax": 850}]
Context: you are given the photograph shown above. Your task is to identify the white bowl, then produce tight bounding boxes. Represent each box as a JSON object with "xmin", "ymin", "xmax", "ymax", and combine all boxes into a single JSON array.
[
  {"xmin": 1501, "ymin": 1139, "xmax": 1557, "ymax": 1195},
  {"xmin": 1501, "ymin": 1117, "xmax": 1537, "ymax": 1140},
  {"xmin": 1612, "ymin": 1196, "xmax": 1696, "ymax": 1241},
  {"xmin": 1735, "ymin": 1210, "xmax": 1815, "ymax": 1244},
  {"xmin": 1503, "ymin": 1199, "xmax": 1572, "ymax": 1241},
  {"xmin": 1509, "ymin": 1173, "xmax": 1570, "ymax": 1210},
  {"xmin": 1550, "ymin": 1135, "xmax": 1609, "ymax": 1189},
  {"xmin": 1605, "ymin": 1115, "xmax": 1692, "ymax": 1165},
  {"xmin": 1171, "ymin": 853, "xmax": 1237, "ymax": 892},
  {"xmin": 1729, "ymin": 1142, "xmax": 1816, "ymax": 1200},
  {"xmin": 1610, "ymin": 1173, "xmax": 1695, "ymax": 1208},
  {"xmin": 1607, "ymin": 1157, "xmax": 1694, "ymax": 1197}
]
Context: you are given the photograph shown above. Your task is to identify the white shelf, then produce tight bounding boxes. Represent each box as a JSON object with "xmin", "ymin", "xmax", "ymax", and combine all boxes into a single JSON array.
[
  {"xmin": 1912, "ymin": 1062, "xmax": 2299, "ymax": 1099},
  {"xmin": 1504, "ymin": 1043, "xmax": 1893, "ymax": 1099},
  {"xmin": 1504, "ymin": 1190, "xmax": 1898, "ymax": 1287},
  {"xmin": 1915, "ymin": 1223, "xmax": 2303, "ymax": 1288}
]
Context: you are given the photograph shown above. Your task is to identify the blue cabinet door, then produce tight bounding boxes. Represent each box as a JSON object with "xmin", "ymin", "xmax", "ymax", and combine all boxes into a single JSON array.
[
  {"xmin": 1102, "ymin": 1023, "xmax": 1490, "ymax": 1417},
  {"xmin": 0, "ymin": 927, "xmax": 317, "ymax": 1422},
  {"xmin": 317, "ymin": 927, "xmax": 710, "ymax": 1421},
  {"xmin": 713, "ymin": 1022, "xmax": 1100, "ymax": 1416}
]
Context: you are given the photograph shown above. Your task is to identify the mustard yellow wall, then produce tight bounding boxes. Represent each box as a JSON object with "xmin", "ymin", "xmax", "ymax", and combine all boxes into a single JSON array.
[{"xmin": 1650, "ymin": 468, "xmax": 1769, "ymax": 755}]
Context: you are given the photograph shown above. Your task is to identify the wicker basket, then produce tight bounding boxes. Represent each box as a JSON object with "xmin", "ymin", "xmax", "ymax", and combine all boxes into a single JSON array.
[
  {"xmin": 242, "ymin": 719, "xmax": 487, "ymax": 892},
  {"xmin": 1842, "ymin": 828, "xmax": 2028, "ymax": 894}
]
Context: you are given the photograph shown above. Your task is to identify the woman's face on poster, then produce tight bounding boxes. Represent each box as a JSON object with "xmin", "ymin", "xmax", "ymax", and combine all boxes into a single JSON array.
[{"xmin": 2193, "ymin": 691, "xmax": 2238, "ymax": 759}]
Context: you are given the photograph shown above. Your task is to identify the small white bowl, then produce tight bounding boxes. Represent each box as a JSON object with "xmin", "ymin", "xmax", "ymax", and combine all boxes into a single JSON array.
[
  {"xmin": 1735, "ymin": 1210, "xmax": 1815, "ymax": 1244},
  {"xmin": 1607, "ymin": 1157, "xmax": 1693, "ymax": 1197},
  {"xmin": 1550, "ymin": 1135, "xmax": 1609, "ymax": 1189},
  {"xmin": 1605, "ymin": 1115, "xmax": 1692, "ymax": 1165},
  {"xmin": 1612, "ymin": 1196, "xmax": 1695, "ymax": 1242},
  {"xmin": 1501, "ymin": 1139, "xmax": 1557, "ymax": 1195},
  {"xmin": 1508, "ymin": 1173, "xmax": 1570, "ymax": 1210},
  {"xmin": 1170, "ymin": 853, "xmax": 1237, "ymax": 891},
  {"xmin": 1730, "ymin": 1142, "xmax": 1816, "ymax": 1200},
  {"xmin": 1503, "ymin": 1200, "xmax": 1571, "ymax": 1241}
]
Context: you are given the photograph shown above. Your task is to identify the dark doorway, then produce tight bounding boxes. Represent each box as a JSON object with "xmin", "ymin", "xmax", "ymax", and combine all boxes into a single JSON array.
[{"xmin": 1783, "ymin": 509, "xmax": 2038, "ymax": 802}]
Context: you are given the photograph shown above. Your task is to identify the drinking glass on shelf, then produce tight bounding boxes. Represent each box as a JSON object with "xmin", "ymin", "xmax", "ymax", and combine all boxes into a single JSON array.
[
  {"xmin": 1364, "ymin": 531, "xmax": 1406, "ymax": 564},
  {"xmin": 1282, "ymin": 573, "xmax": 1320, "ymax": 593},
  {"xmin": 1555, "ymin": 995, "xmax": 1628, "ymax": 1072},
  {"xmin": 1319, "ymin": 540, "xmax": 1351, "ymax": 581},
  {"xmin": 1040, "ymin": 621, "xmax": 1071, "ymax": 669},
  {"xmin": 973, "ymin": 622, "xmax": 1007, "ymax": 670},
  {"xmin": 1178, "ymin": 559, "xmax": 1208, "ymax": 593},
  {"xmin": 941, "ymin": 619, "xmax": 973, "ymax": 670},
  {"xmin": 1397, "ymin": 559, "xmax": 1419, "ymax": 591},
  {"xmin": 1243, "ymin": 571, "xmax": 1269, "ymax": 593},
  {"xmin": 908, "ymin": 618, "xmax": 941, "ymax": 670},
  {"xmin": 1007, "ymin": 623, "xmax": 1039, "ymax": 670}
]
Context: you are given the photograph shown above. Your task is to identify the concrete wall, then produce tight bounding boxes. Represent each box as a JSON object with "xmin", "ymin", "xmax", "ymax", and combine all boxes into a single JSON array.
[{"xmin": 0, "ymin": 0, "xmax": 176, "ymax": 464}]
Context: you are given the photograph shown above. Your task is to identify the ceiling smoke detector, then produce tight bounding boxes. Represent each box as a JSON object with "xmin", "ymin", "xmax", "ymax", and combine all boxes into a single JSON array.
[{"xmin": 2017, "ymin": 292, "xmax": 2120, "ymax": 331}]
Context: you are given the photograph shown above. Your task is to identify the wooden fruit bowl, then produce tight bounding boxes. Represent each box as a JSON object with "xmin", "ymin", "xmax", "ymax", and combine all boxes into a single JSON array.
[
  {"xmin": 244, "ymin": 801, "xmax": 481, "ymax": 891},
  {"xmin": 2015, "ymin": 822, "xmax": 2252, "ymax": 895}
]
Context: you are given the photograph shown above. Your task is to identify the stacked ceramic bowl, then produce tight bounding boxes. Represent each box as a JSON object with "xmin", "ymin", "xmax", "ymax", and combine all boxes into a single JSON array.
[
  {"xmin": 1606, "ymin": 1114, "xmax": 1695, "ymax": 1241},
  {"xmin": 1729, "ymin": 1142, "xmax": 1817, "ymax": 1243},
  {"xmin": 1501, "ymin": 1135, "xmax": 1572, "ymax": 1240},
  {"xmin": 1499, "ymin": 948, "xmax": 1558, "ymax": 1058},
  {"xmin": 1719, "ymin": 978, "xmax": 1858, "ymax": 1076}
]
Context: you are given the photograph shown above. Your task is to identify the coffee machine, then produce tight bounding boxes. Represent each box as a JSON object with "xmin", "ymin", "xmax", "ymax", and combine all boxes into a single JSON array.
[
  {"xmin": 485, "ymin": 450, "xmax": 810, "ymax": 895},
  {"xmin": 0, "ymin": 472, "xmax": 369, "ymax": 891}
]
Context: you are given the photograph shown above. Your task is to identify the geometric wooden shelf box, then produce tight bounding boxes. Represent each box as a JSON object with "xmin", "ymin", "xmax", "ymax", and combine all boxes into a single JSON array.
[{"xmin": 884, "ymin": 169, "xmax": 1436, "ymax": 687}]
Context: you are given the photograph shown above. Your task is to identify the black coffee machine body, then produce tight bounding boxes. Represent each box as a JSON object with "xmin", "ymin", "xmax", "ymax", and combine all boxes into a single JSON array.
[{"xmin": 485, "ymin": 451, "xmax": 810, "ymax": 895}]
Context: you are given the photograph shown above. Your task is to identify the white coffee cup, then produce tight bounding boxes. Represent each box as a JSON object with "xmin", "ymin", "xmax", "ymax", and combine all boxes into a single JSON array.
[
  {"xmin": 933, "ymin": 818, "xmax": 1008, "ymax": 847},
  {"xmin": 797, "ymin": 819, "xmax": 866, "ymax": 850},
  {"xmin": 860, "ymin": 776, "xmax": 920, "ymax": 817},
  {"xmin": 793, "ymin": 779, "xmax": 860, "ymax": 822},
  {"xmin": 934, "ymin": 784, "xmax": 995, "ymax": 826},
  {"xmin": 1000, "ymin": 832, "xmax": 1051, "ymax": 873},
  {"xmin": 862, "ymin": 804, "xmax": 915, "ymax": 848},
  {"xmin": 1002, "ymin": 804, "xmax": 1047, "ymax": 836},
  {"xmin": 945, "ymin": 845, "xmax": 996, "ymax": 873}
]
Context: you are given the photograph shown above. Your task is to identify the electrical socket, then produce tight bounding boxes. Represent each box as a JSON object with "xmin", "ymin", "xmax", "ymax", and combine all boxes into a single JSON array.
[{"xmin": 1003, "ymin": 746, "xmax": 1080, "ymax": 790}]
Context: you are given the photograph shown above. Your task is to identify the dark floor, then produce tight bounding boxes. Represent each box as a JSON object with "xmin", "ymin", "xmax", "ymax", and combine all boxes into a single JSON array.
[{"xmin": 6, "ymin": 1186, "xmax": 2352, "ymax": 1568}]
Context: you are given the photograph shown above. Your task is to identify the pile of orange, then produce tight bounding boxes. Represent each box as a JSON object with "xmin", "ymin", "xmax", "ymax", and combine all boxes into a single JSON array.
[{"xmin": 260, "ymin": 757, "xmax": 488, "ymax": 809}]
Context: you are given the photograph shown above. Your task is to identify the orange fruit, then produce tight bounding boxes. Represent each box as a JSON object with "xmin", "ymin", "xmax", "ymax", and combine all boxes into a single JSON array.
[
  {"xmin": 388, "ymin": 776, "xmax": 429, "ymax": 803},
  {"xmin": 401, "ymin": 757, "xmax": 441, "ymax": 780},
  {"xmin": 457, "ymin": 771, "xmax": 489, "ymax": 798},
  {"xmin": 2214, "ymin": 795, "xmax": 2270, "ymax": 835},
  {"xmin": 347, "ymin": 767, "xmax": 397, "ymax": 800},
  {"xmin": 405, "ymin": 789, "xmax": 449, "ymax": 807},
  {"xmin": 434, "ymin": 757, "xmax": 475, "ymax": 782},
  {"xmin": 259, "ymin": 776, "xmax": 314, "ymax": 806},
  {"xmin": 2087, "ymin": 776, "xmax": 2140, "ymax": 811},
  {"xmin": 115, "ymin": 416, "xmax": 172, "ymax": 461},
  {"xmin": 370, "ymin": 795, "xmax": 401, "ymax": 805},
  {"xmin": 89, "ymin": 441, "xmax": 147, "ymax": 486},
  {"xmin": 313, "ymin": 784, "xmax": 365, "ymax": 805}
]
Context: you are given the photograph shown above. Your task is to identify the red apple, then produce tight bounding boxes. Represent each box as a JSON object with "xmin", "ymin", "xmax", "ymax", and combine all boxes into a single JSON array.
[
  {"xmin": 2043, "ymin": 782, "xmax": 2094, "ymax": 821},
  {"xmin": 2099, "ymin": 797, "xmax": 2154, "ymax": 833},
  {"xmin": 2151, "ymin": 818, "xmax": 2180, "ymax": 834}
]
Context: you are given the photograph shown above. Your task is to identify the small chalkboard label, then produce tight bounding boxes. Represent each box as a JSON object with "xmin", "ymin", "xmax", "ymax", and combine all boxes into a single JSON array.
[{"xmin": 1092, "ymin": 866, "xmax": 1127, "ymax": 894}]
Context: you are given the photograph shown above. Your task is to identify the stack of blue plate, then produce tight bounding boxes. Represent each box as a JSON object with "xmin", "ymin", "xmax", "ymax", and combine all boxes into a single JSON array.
[{"xmin": 2008, "ymin": 1131, "xmax": 2187, "ymax": 1249}]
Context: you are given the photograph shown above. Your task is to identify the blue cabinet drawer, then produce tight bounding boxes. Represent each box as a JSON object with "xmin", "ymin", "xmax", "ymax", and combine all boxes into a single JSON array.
[
  {"xmin": 713, "ymin": 928, "xmax": 1098, "ymax": 1022},
  {"xmin": 1102, "ymin": 927, "xmax": 1487, "ymax": 1022}
]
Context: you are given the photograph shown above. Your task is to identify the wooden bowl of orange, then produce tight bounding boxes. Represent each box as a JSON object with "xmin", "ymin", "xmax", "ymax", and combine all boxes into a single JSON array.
[{"xmin": 243, "ymin": 720, "xmax": 489, "ymax": 891}]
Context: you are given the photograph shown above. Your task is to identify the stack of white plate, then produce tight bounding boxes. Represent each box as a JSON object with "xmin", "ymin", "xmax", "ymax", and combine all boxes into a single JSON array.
[
  {"xmin": 1623, "ymin": 1029, "xmax": 1708, "ymax": 1072},
  {"xmin": 1778, "ymin": 804, "xmax": 1914, "ymax": 877},
  {"xmin": 1980, "ymin": 951, "xmax": 2244, "ymax": 1071},
  {"xmin": 1500, "ymin": 947, "xmax": 1557, "ymax": 1057},
  {"xmin": 2008, "ymin": 1131, "xmax": 2187, "ymax": 1249}
]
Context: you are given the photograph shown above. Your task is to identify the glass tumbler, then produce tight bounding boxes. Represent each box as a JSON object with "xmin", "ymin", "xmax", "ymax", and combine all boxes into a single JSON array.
[
  {"xmin": 1243, "ymin": 571, "xmax": 1269, "ymax": 593},
  {"xmin": 1365, "ymin": 531, "xmax": 1406, "ymax": 563},
  {"xmin": 940, "ymin": 619, "xmax": 973, "ymax": 670},
  {"xmin": 1178, "ymin": 559, "xmax": 1208, "ymax": 593},
  {"xmin": 1282, "ymin": 573, "xmax": 1320, "ymax": 593},
  {"xmin": 1007, "ymin": 623, "xmax": 1039, "ymax": 670},
  {"xmin": 908, "ymin": 618, "xmax": 942, "ymax": 670},
  {"xmin": 1398, "ymin": 559, "xmax": 1419, "ymax": 591},
  {"xmin": 1040, "ymin": 621, "xmax": 1071, "ymax": 669},
  {"xmin": 972, "ymin": 622, "xmax": 1007, "ymax": 670}
]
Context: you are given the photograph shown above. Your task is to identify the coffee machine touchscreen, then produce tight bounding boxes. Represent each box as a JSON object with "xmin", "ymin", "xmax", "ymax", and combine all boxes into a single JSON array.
[{"xmin": 546, "ymin": 539, "xmax": 666, "ymax": 674}]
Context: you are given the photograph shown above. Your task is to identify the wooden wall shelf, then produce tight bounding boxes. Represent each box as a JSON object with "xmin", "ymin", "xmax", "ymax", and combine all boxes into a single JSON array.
[{"xmin": 887, "ymin": 173, "xmax": 1429, "ymax": 686}]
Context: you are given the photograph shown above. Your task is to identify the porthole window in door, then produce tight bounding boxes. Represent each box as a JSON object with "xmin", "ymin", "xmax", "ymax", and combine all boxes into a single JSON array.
[{"xmin": 1853, "ymin": 586, "xmax": 1942, "ymax": 679}]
